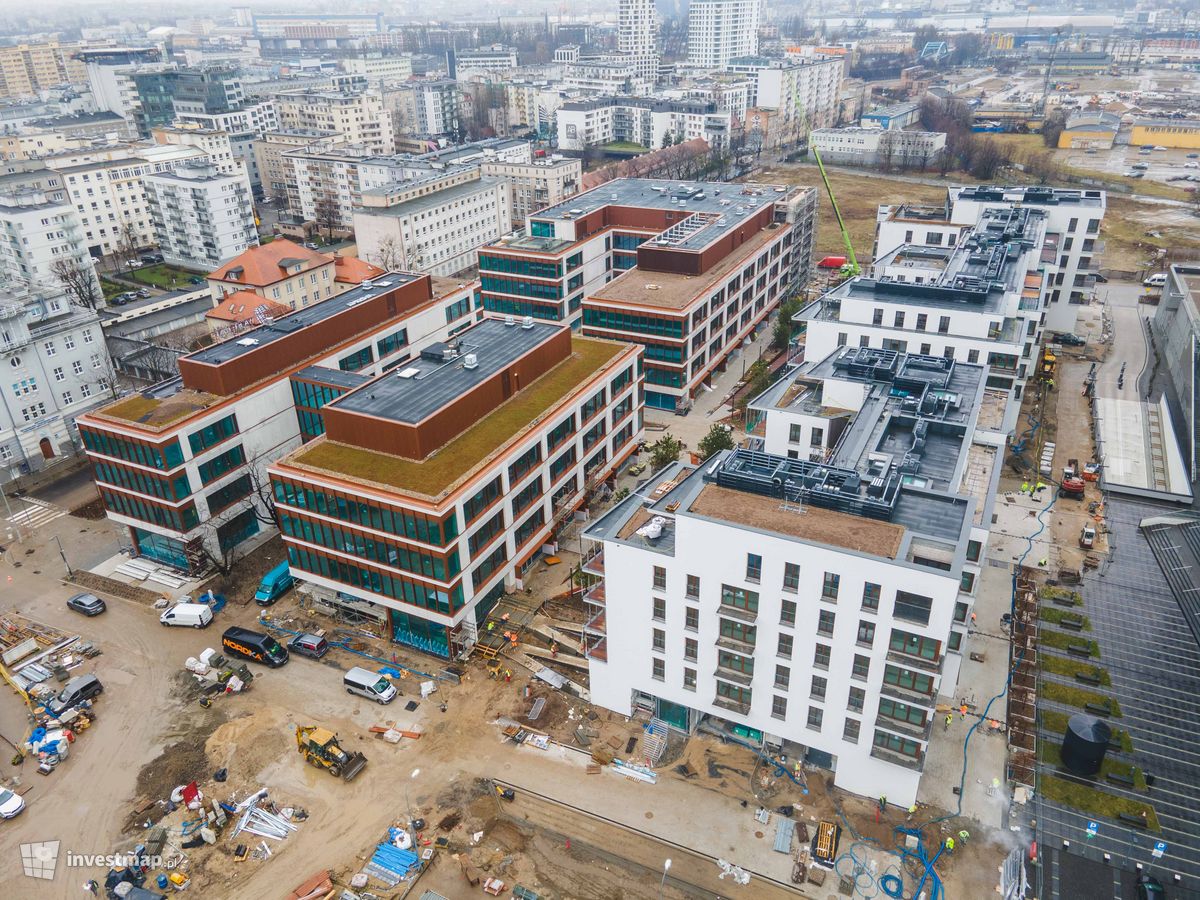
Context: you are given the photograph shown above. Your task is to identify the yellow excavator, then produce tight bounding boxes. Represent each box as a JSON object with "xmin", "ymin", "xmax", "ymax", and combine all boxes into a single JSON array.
[{"xmin": 295, "ymin": 725, "xmax": 367, "ymax": 781}]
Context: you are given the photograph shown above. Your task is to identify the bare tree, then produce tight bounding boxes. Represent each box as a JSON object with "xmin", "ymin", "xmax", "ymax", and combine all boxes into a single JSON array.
[
  {"xmin": 371, "ymin": 235, "xmax": 404, "ymax": 271},
  {"xmin": 312, "ymin": 196, "xmax": 341, "ymax": 243},
  {"xmin": 51, "ymin": 256, "xmax": 102, "ymax": 311},
  {"xmin": 114, "ymin": 220, "xmax": 141, "ymax": 275}
]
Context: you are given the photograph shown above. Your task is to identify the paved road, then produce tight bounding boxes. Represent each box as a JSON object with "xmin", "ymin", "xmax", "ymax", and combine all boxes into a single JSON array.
[{"xmin": 1095, "ymin": 281, "xmax": 1153, "ymax": 400}]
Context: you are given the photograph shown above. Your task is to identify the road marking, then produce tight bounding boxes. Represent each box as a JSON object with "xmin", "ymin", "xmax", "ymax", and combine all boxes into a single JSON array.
[{"xmin": 5, "ymin": 497, "xmax": 67, "ymax": 530}]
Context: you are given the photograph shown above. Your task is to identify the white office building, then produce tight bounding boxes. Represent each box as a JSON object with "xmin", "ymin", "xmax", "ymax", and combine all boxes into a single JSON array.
[
  {"xmin": 144, "ymin": 161, "xmax": 258, "ymax": 271},
  {"xmin": 688, "ymin": 0, "xmax": 762, "ymax": 69},
  {"xmin": 583, "ymin": 343, "xmax": 1003, "ymax": 806},
  {"xmin": 0, "ymin": 284, "xmax": 115, "ymax": 485},
  {"xmin": 811, "ymin": 127, "xmax": 946, "ymax": 169},
  {"xmin": 456, "ymin": 46, "xmax": 520, "ymax": 74}
]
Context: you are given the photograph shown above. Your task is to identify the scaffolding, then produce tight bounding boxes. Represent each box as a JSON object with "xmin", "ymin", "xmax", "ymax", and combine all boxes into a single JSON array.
[{"xmin": 473, "ymin": 593, "xmax": 542, "ymax": 660}]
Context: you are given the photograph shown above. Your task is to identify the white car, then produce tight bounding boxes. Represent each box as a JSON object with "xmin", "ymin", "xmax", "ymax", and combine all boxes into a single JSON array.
[
  {"xmin": 0, "ymin": 788, "xmax": 25, "ymax": 818},
  {"xmin": 1186, "ymin": 162, "xmax": 1199, "ymax": 169}
]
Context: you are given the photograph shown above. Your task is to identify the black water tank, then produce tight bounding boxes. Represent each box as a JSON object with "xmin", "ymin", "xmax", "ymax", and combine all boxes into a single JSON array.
[{"xmin": 1062, "ymin": 713, "xmax": 1110, "ymax": 777}]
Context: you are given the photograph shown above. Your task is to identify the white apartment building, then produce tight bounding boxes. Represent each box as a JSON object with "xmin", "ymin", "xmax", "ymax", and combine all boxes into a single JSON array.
[
  {"xmin": 253, "ymin": 128, "xmax": 337, "ymax": 202},
  {"xmin": 811, "ymin": 127, "xmax": 946, "ymax": 169},
  {"xmin": 556, "ymin": 97, "xmax": 731, "ymax": 151},
  {"xmin": 274, "ymin": 88, "xmax": 394, "ymax": 155},
  {"xmin": 479, "ymin": 156, "xmax": 581, "ymax": 228},
  {"xmin": 175, "ymin": 98, "xmax": 278, "ymax": 136},
  {"xmin": 583, "ymin": 343, "xmax": 1003, "ymax": 806},
  {"xmin": 0, "ymin": 186, "xmax": 101, "ymax": 302},
  {"xmin": 143, "ymin": 161, "xmax": 258, "ymax": 272},
  {"xmin": 731, "ymin": 56, "xmax": 845, "ymax": 130},
  {"xmin": 47, "ymin": 144, "xmax": 209, "ymax": 258},
  {"xmin": 564, "ymin": 60, "xmax": 643, "ymax": 96},
  {"xmin": 283, "ymin": 141, "xmax": 377, "ymax": 230},
  {"xmin": 77, "ymin": 273, "xmax": 479, "ymax": 573},
  {"xmin": 341, "ymin": 55, "xmax": 413, "ymax": 85},
  {"xmin": 799, "ymin": 205, "xmax": 1054, "ymax": 434},
  {"xmin": 618, "ymin": 0, "xmax": 661, "ymax": 87},
  {"xmin": 396, "ymin": 79, "xmax": 462, "ymax": 139},
  {"xmin": 456, "ymin": 46, "xmax": 520, "ymax": 74},
  {"xmin": 151, "ymin": 126, "xmax": 243, "ymax": 178},
  {"xmin": 687, "ymin": 0, "xmax": 762, "ymax": 69},
  {"xmin": 873, "ymin": 186, "xmax": 1107, "ymax": 335},
  {"xmin": 353, "ymin": 174, "xmax": 512, "ymax": 276},
  {"xmin": 0, "ymin": 285, "xmax": 116, "ymax": 485}
]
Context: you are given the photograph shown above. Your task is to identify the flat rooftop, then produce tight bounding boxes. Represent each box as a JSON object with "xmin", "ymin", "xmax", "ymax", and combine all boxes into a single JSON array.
[
  {"xmin": 291, "ymin": 365, "xmax": 372, "ymax": 389},
  {"xmin": 186, "ymin": 273, "xmax": 422, "ymax": 366},
  {"xmin": 952, "ymin": 185, "xmax": 1104, "ymax": 208},
  {"xmin": 486, "ymin": 232, "xmax": 577, "ymax": 256},
  {"xmin": 285, "ymin": 335, "xmax": 627, "ymax": 499},
  {"xmin": 358, "ymin": 177, "xmax": 502, "ymax": 217},
  {"xmin": 330, "ymin": 318, "xmax": 561, "ymax": 424},
  {"xmin": 533, "ymin": 177, "xmax": 791, "ymax": 253},
  {"xmin": 589, "ymin": 224, "xmax": 781, "ymax": 311}
]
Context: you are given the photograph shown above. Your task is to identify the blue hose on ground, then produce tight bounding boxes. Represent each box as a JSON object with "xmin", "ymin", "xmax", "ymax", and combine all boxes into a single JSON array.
[
  {"xmin": 256, "ymin": 617, "xmax": 440, "ymax": 680},
  {"xmin": 714, "ymin": 730, "xmax": 809, "ymax": 790}
]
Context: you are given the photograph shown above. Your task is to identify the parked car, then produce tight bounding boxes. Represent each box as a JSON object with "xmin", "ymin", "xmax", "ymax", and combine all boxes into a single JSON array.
[
  {"xmin": 0, "ymin": 787, "xmax": 25, "ymax": 818},
  {"xmin": 1136, "ymin": 874, "xmax": 1166, "ymax": 900},
  {"xmin": 188, "ymin": 276, "xmax": 205, "ymax": 285},
  {"xmin": 47, "ymin": 674, "xmax": 103, "ymax": 716},
  {"xmin": 159, "ymin": 602, "xmax": 213, "ymax": 628},
  {"xmin": 1052, "ymin": 332, "xmax": 1086, "ymax": 347},
  {"xmin": 1189, "ymin": 153, "xmax": 1200, "ymax": 158},
  {"xmin": 254, "ymin": 561, "xmax": 294, "ymax": 606},
  {"xmin": 136, "ymin": 289, "xmax": 151, "ymax": 298},
  {"xmin": 1132, "ymin": 162, "xmax": 1149, "ymax": 170},
  {"xmin": 139, "ymin": 254, "xmax": 156, "ymax": 265},
  {"xmin": 288, "ymin": 633, "xmax": 330, "ymax": 659},
  {"xmin": 1186, "ymin": 162, "xmax": 1200, "ymax": 169},
  {"xmin": 1144, "ymin": 273, "xmax": 1168, "ymax": 287},
  {"xmin": 66, "ymin": 593, "xmax": 106, "ymax": 616}
]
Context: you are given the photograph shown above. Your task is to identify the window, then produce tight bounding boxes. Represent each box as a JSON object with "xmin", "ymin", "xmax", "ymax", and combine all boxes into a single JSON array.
[
  {"xmin": 954, "ymin": 600, "xmax": 969, "ymax": 623},
  {"xmin": 686, "ymin": 574, "xmax": 700, "ymax": 598},
  {"xmin": 810, "ymin": 674, "xmax": 827, "ymax": 700},
  {"xmin": 873, "ymin": 731, "xmax": 921, "ymax": 759},
  {"xmin": 872, "ymin": 308, "xmax": 884, "ymax": 326},
  {"xmin": 848, "ymin": 686, "xmax": 865, "ymax": 712},
  {"xmin": 72, "ymin": 360, "xmax": 83, "ymax": 375},
  {"xmin": 895, "ymin": 591, "xmax": 933, "ymax": 626},
  {"xmin": 818, "ymin": 609, "xmax": 835, "ymax": 636},
  {"xmin": 684, "ymin": 637, "xmax": 698, "ymax": 661},
  {"xmin": 43, "ymin": 341, "xmax": 56, "ymax": 357},
  {"xmin": 685, "ymin": 607, "xmax": 699, "ymax": 631},
  {"xmin": 916, "ymin": 314, "xmax": 928, "ymax": 331},
  {"xmin": 745, "ymin": 553, "xmax": 762, "ymax": 582},
  {"xmin": 814, "ymin": 643, "xmax": 831, "ymax": 670},
  {"xmin": 83, "ymin": 329, "xmax": 94, "ymax": 344},
  {"xmin": 852, "ymin": 654, "xmax": 870, "ymax": 681},
  {"xmin": 718, "ymin": 650, "xmax": 754, "ymax": 676},
  {"xmin": 862, "ymin": 582, "xmax": 880, "ymax": 611},
  {"xmin": 188, "ymin": 414, "xmax": 238, "ymax": 455},
  {"xmin": 857, "ymin": 621, "xmax": 876, "ymax": 647},
  {"xmin": 652, "ymin": 566, "xmax": 666, "ymax": 590},
  {"xmin": 967, "ymin": 349, "xmax": 979, "ymax": 364},
  {"xmin": 960, "ymin": 571, "xmax": 976, "ymax": 594},
  {"xmin": 884, "ymin": 665, "xmax": 934, "ymax": 696},
  {"xmin": 652, "ymin": 658, "xmax": 664, "ymax": 681},
  {"xmin": 61, "ymin": 389, "xmax": 72, "ymax": 404},
  {"xmin": 719, "ymin": 618, "xmax": 756, "ymax": 647},
  {"xmin": 777, "ymin": 633, "xmax": 793, "ymax": 658},
  {"xmin": 653, "ymin": 597, "xmax": 666, "ymax": 621},
  {"xmin": 948, "ymin": 631, "xmax": 963, "ymax": 652},
  {"xmin": 721, "ymin": 584, "xmax": 759, "ymax": 614},
  {"xmin": 879, "ymin": 698, "xmax": 927, "ymax": 728},
  {"xmin": 807, "ymin": 706, "xmax": 823, "ymax": 731},
  {"xmin": 810, "ymin": 427, "xmax": 824, "ymax": 447},
  {"xmin": 781, "ymin": 599, "xmax": 797, "ymax": 627},
  {"xmin": 774, "ymin": 665, "xmax": 791, "ymax": 690},
  {"xmin": 64, "ymin": 335, "xmax": 75, "ymax": 349},
  {"xmin": 783, "ymin": 562, "xmax": 799, "ymax": 592},
  {"xmin": 652, "ymin": 628, "xmax": 665, "ymax": 652},
  {"xmin": 843, "ymin": 719, "xmax": 861, "ymax": 743},
  {"xmin": 789, "ymin": 423, "xmax": 802, "ymax": 443},
  {"xmin": 893, "ymin": 311, "xmax": 905, "ymax": 328},
  {"xmin": 966, "ymin": 540, "xmax": 982, "ymax": 562},
  {"xmin": 938, "ymin": 316, "xmax": 950, "ymax": 334},
  {"xmin": 80, "ymin": 384, "xmax": 91, "ymax": 398},
  {"xmin": 890, "ymin": 629, "xmax": 941, "ymax": 661},
  {"xmin": 683, "ymin": 667, "xmax": 696, "ymax": 691},
  {"xmin": 822, "ymin": 572, "xmax": 840, "ymax": 601},
  {"xmin": 772, "ymin": 696, "xmax": 788, "ymax": 720},
  {"xmin": 52, "ymin": 366, "xmax": 64, "ymax": 382}
]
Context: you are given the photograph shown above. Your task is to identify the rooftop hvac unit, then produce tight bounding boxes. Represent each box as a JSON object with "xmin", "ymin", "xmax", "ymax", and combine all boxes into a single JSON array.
[
  {"xmin": 396, "ymin": 367, "xmax": 420, "ymax": 378},
  {"xmin": 504, "ymin": 315, "xmax": 516, "ymax": 326},
  {"xmin": 463, "ymin": 353, "xmax": 479, "ymax": 369},
  {"xmin": 236, "ymin": 338, "xmax": 260, "ymax": 346},
  {"xmin": 521, "ymin": 315, "xmax": 535, "ymax": 329}
]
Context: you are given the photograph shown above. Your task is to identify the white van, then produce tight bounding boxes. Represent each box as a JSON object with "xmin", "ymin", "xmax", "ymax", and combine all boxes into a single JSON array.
[
  {"xmin": 160, "ymin": 603, "xmax": 214, "ymax": 629},
  {"xmin": 343, "ymin": 667, "xmax": 397, "ymax": 704},
  {"xmin": 1144, "ymin": 273, "xmax": 1168, "ymax": 287}
]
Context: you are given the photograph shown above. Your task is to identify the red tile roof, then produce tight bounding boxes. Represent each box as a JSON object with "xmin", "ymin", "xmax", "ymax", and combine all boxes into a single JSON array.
[
  {"xmin": 205, "ymin": 291, "xmax": 291, "ymax": 323},
  {"xmin": 208, "ymin": 239, "xmax": 333, "ymax": 286},
  {"xmin": 334, "ymin": 255, "xmax": 387, "ymax": 284}
]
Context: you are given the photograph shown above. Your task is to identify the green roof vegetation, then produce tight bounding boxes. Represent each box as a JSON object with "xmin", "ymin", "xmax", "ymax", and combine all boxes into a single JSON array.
[
  {"xmin": 1038, "ymin": 741, "xmax": 1146, "ymax": 791},
  {"xmin": 1040, "ymin": 607, "xmax": 1092, "ymax": 630},
  {"xmin": 292, "ymin": 338, "xmax": 626, "ymax": 497},
  {"xmin": 1040, "ymin": 630, "xmax": 1099, "ymax": 657},
  {"xmin": 1039, "ymin": 775, "xmax": 1159, "ymax": 831},
  {"xmin": 1042, "ymin": 681, "xmax": 1122, "ymax": 717},
  {"xmin": 1038, "ymin": 585, "xmax": 1083, "ymax": 605},
  {"xmin": 100, "ymin": 389, "xmax": 218, "ymax": 428},
  {"xmin": 1040, "ymin": 709, "xmax": 1133, "ymax": 752},
  {"xmin": 601, "ymin": 141, "xmax": 648, "ymax": 152},
  {"xmin": 1039, "ymin": 654, "xmax": 1111, "ymax": 686}
]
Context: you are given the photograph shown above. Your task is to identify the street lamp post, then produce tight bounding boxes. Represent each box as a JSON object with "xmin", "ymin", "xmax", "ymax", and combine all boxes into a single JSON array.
[
  {"xmin": 405, "ymin": 768, "xmax": 420, "ymax": 842},
  {"xmin": 658, "ymin": 858, "xmax": 672, "ymax": 899},
  {"xmin": 52, "ymin": 534, "xmax": 72, "ymax": 578}
]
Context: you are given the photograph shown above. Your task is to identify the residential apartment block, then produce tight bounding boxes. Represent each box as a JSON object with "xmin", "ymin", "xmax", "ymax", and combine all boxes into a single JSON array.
[
  {"xmin": 687, "ymin": 0, "xmax": 762, "ymax": 69},
  {"xmin": 556, "ymin": 97, "xmax": 731, "ymax": 152},
  {"xmin": 728, "ymin": 55, "xmax": 845, "ymax": 130},
  {"xmin": 583, "ymin": 343, "xmax": 1004, "ymax": 805},
  {"xmin": 810, "ymin": 127, "xmax": 946, "ymax": 169},
  {"xmin": 799, "ymin": 205, "xmax": 1052, "ymax": 434},
  {"xmin": 0, "ymin": 185, "xmax": 100, "ymax": 300},
  {"xmin": 268, "ymin": 315, "xmax": 643, "ymax": 658},
  {"xmin": 274, "ymin": 87, "xmax": 394, "ymax": 155},
  {"xmin": 479, "ymin": 156, "xmax": 582, "ymax": 228},
  {"xmin": 143, "ymin": 161, "xmax": 258, "ymax": 271},
  {"xmin": 207, "ymin": 240, "xmax": 340, "ymax": 310},
  {"xmin": 618, "ymin": 0, "xmax": 660, "ymax": 87},
  {"xmin": 76, "ymin": 272, "xmax": 478, "ymax": 572},
  {"xmin": 0, "ymin": 285, "xmax": 115, "ymax": 484},
  {"xmin": 0, "ymin": 41, "xmax": 87, "ymax": 98},
  {"xmin": 455, "ymin": 46, "xmax": 520, "ymax": 73},
  {"xmin": 341, "ymin": 54, "xmax": 413, "ymax": 85},
  {"xmin": 253, "ymin": 128, "xmax": 338, "ymax": 202}
]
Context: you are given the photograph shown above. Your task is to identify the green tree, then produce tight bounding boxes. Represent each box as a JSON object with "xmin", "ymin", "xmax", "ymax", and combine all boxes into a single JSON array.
[
  {"xmin": 698, "ymin": 424, "xmax": 736, "ymax": 460},
  {"xmin": 648, "ymin": 433, "xmax": 685, "ymax": 471},
  {"xmin": 771, "ymin": 295, "xmax": 803, "ymax": 351}
]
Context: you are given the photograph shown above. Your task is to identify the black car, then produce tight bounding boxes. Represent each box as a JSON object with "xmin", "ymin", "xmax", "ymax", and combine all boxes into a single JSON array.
[
  {"xmin": 1052, "ymin": 332, "xmax": 1086, "ymax": 347},
  {"xmin": 66, "ymin": 593, "xmax": 106, "ymax": 616},
  {"xmin": 1137, "ymin": 874, "xmax": 1166, "ymax": 899},
  {"xmin": 288, "ymin": 633, "xmax": 330, "ymax": 659}
]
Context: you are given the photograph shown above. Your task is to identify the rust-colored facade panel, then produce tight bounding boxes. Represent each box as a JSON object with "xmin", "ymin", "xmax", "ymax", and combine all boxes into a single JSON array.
[
  {"xmin": 320, "ymin": 328, "xmax": 574, "ymax": 459},
  {"xmin": 178, "ymin": 277, "xmax": 435, "ymax": 397}
]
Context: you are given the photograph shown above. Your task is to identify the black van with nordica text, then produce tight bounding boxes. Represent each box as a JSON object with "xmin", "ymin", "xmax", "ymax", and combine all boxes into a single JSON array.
[{"xmin": 222, "ymin": 626, "xmax": 289, "ymax": 667}]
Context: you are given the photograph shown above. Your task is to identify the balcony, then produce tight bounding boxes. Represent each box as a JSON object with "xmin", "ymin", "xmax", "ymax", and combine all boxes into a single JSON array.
[
  {"xmin": 584, "ymin": 636, "xmax": 608, "ymax": 662},
  {"xmin": 713, "ymin": 694, "xmax": 752, "ymax": 716},
  {"xmin": 584, "ymin": 609, "xmax": 606, "ymax": 637},
  {"xmin": 870, "ymin": 744, "xmax": 924, "ymax": 771},
  {"xmin": 581, "ymin": 549, "xmax": 604, "ymax": 576},
  {"xmin": 880, "ymin": 682, "xmax": 936, "ymax": 708},
  {"xmin": 875, "ymin": 713, "xmax": 932, "ymax": 742},
  {"xmin": 714, "ymin": 664, "xmax": 754, "ymax": 686},
  {"xmin": 718, "ymin": 603, "xmax": 757, "ymax": 624},
  {"xmin": 583, "ymin": 581, "xmax": 606, "ymax": 607},
  {"xmin": 715, "ymin": 634, "xmax": 756, "ymax": 655},
  {"xmin": 886, "ymin": 649, "xmax": 944, "ymax": 674}
]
